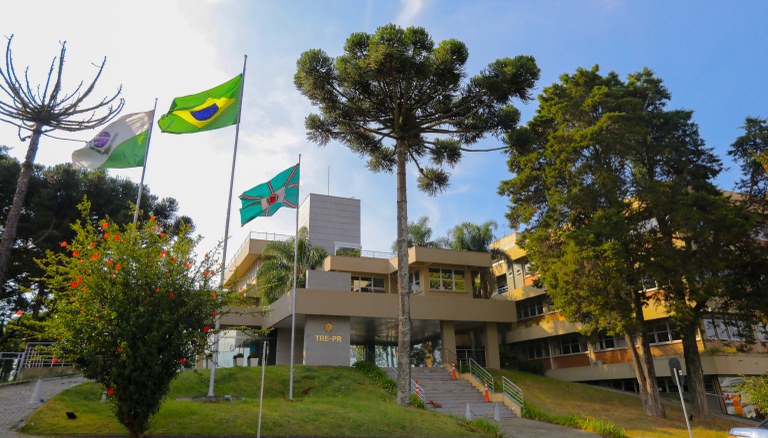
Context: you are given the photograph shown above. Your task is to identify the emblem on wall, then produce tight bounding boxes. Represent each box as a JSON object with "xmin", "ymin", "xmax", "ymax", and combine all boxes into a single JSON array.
[{"xmin": 324, "ymin": 322, "xmax": 334, "ymax": 333}]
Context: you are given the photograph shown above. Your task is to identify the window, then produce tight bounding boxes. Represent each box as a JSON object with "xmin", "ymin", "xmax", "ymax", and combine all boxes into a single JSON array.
[
  {"xmin": 351, "ymin": 275, "xmax": 385, "ymax": 293},
  {"xmin": 555, "ymin": 334, "xmax": 587, "ymax": 356},
  {"xmin": 645, "ymin": 319, "xmax": 681, "ymax": 345},
  {"xmin": 516, "ymin": 296, "xmax": 546, "ymax": 320},
  {"xmin": 409, "ymin": 270, "xmax": 421, "ymax": 294},
  {"xmin": 594, "ymin": 333, "xmax": 627, "ymax": 351},
  {"xmin": 525, "ymin": 340, "xmax": 550, "ymax": 359},
  {"xmin": 704, "ymin": 317, "xmax": 750, "ymax": 341},
  {"xmin": 545, "ymin": 295, "xmax": 558, "ymax": 313},
  {"xmin": 428, "ymin": 268, "xmax": 466, "ymax": 291}
]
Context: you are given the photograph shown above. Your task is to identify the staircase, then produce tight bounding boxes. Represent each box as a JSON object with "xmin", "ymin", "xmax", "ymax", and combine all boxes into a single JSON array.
[{"xmin": 383, "ymin": 367, "xmax": 517, "ymax": 421}]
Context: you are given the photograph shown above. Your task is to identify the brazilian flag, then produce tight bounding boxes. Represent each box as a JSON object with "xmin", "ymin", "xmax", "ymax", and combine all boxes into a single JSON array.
[{"xmin": 158, "ymin": 75, "xmax": 242, "ymax": 134}]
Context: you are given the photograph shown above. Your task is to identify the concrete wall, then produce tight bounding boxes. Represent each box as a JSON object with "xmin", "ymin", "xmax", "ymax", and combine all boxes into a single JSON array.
[
  {"xmin": 303, "ymin": 315, "xmax": 351, "ymax": 366},
  {"xmin": 276, "ymin": 327, "xmax": 304, "ymax": 365},
  {"xmin": 306, "ymin": 270, "xmax": 351, "ymax": 291},
  {"xmin": 299, "ymin": 193, "xmax": 360, "ymax": 255}
]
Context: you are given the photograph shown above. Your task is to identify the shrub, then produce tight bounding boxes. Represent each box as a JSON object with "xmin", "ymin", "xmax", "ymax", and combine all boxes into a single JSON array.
[{"xmin": 352, "ymin": 360, "xmax": 396, "ymax": 393}]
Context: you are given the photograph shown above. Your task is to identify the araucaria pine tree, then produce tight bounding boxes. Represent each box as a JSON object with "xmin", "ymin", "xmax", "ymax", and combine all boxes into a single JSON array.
[
  {"xmin": 0, "ymin": 35, "xmax": 123, "ymax": 288},
  {"xmin": 295, "ymin": 24, "xmax": 539, "ymax": 406}
]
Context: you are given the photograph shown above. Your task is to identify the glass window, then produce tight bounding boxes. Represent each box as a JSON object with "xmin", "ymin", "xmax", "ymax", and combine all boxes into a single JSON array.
[
  {"xmin": 351, "ymin": 275, "xmax": 385, "ymax": 293},
  {"xmin": 704, "ymin": 317, "xmax": 749, "ymax": 341},
  {"xmin": 555, "ymin": 334, "xmax": 587, "ymax": 356},
  {"xmin": 526, "ymin": 340, "xmax": 550, "ymax": 359},
  {"xmin": 594, "ymin": 333, "xmax": 627, "ymax": 351},
  {"xmin": 409, "ymin": 270, "xmax": 421, "ymax": 294},
  {"xmin": 428, "ymin": 268, "xmax": 466, "ymax": 292},
  {"xmin": 516, "ymin": 295, "xmax": 546, "ymax": 320},
  {"xmin": 646, "ymin": 319, "xmax": 681, "ymax": 345}
]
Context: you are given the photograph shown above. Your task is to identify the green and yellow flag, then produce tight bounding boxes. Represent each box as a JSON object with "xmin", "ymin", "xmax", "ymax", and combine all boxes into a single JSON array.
[{"xmin": 158, "ymin": 75, "xmax": 242, "ymax": 134}]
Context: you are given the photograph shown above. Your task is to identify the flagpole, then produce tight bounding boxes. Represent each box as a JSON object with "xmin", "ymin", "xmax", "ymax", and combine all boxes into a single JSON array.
[
  {"xmin": 208, "ymin": 55, "xmax": 248, "ymax": 398},
  {"xmin": 289, "ymin": 154, "xmax": 301, "ymax": 401},
  {"xmin": 132, "ymin": 99, "xmax": 159, "ymax": 225}
]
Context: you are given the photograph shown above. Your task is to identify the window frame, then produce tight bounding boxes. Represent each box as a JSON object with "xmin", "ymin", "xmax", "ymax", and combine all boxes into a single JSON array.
[
  {"xmin": 351, "ymin": 275, "xmax": 386, "ymax": 293},
  {"xmin": 428, "ymin": 267, "xmax": 466, "ymax": 292}
]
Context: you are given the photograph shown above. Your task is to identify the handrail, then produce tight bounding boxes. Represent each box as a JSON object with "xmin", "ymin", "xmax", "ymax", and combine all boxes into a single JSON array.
[
  {"xmin": 502, "ymin": 375, "xmax": 524, "ymax": 407},
  {"xmin": 411, "ymin": 379, "xmax": 426, "ymax": 403},
  {"xmin": 444, "ymin": 348, "xmax": 457, "ymax": 368},
  {"xmin": 468, "ymin": 357, "xmax": 494, "ymax": 394}
]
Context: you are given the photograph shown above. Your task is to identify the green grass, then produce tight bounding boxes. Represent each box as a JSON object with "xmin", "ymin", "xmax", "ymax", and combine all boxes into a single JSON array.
[
  {"xmin": 495, "ymin": 368, "xmax": 744, "ymax": 438},
  {"xmin": 23, "ymin": 366, "xmax": 497, "ymax": 436}
]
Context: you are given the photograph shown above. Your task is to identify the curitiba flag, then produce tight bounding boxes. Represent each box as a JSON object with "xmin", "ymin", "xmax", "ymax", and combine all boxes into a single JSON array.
[
  {"xmin": 239, "ymin": 163, "xmax": 300, "ymax": 225},
  {"xmin": 72, "ymin": 111, "xmax": 152, "ymax": 169},
  {"xmin": 157, "ymin": 74, "xmax": 242, "ymax": 134}
]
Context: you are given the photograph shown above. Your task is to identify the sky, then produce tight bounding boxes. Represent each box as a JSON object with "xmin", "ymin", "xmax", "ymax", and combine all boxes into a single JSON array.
[{"xmin": 1, "ymin": 0, "xmax": 767, "ymax": 264}]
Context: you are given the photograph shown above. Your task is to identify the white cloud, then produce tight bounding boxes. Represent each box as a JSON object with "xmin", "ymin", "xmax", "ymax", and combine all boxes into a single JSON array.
[{"xmin": 396, "ymin": 0, "xmax": 428, "ymax": 26}]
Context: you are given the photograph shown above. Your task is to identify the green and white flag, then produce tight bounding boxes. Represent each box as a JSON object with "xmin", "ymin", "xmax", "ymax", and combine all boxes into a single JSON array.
[{"xmin": 72, "ymin": 111, "xmax": 152, "ymax": 169}]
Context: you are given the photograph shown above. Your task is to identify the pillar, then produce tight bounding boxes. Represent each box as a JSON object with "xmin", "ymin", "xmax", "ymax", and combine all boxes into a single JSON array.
[{"xmin": 483, "ymin": 322, "xmax": 500, "ymax": 369}]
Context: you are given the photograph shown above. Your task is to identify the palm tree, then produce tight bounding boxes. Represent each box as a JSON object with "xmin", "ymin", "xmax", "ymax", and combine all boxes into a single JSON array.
[
  {"xmin": 391, "ymin": 216, "xmax": 445, "ymax": 252},
  {"xmin": 444, "ymin": 220, "xmax": 511, "ymax": 298},
  {"xmin": 256, "ymin": 227, "xmax": 327, "ymax": 305}
]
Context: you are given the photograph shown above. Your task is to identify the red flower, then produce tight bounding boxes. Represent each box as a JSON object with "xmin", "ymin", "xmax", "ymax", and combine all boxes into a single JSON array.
[
  {"xmin": 60, "ymin": 241, "xmax": 67, "ymax": 247},
  {"xmin": 70, "ymin": 281, "xmax": 78, "ymax": 289},
  {"xmin": 179, "ymin": 358, "xmax": 187, "ymax": 364},
  {"xmin": 81, "ymin": 285, "xmax": 87, "ymax": 291},
  {"xmin": 103, "ymin": 233, "xmax": 109, "ymax": 239},
  {"xmin": 108, "ymin": 259, "xmax": 114, "ymax": 266},
  {"xmin": 77, "ymin": 278, "xmax": 83, "ymax": 284},
  {"xmin": 203, "ymin": 326, "xmax": 211, "ymax": 333},
  {"xmin": 160, "ymin": 233, "xmax": 165, "ymax": 238},
  {"xmin": 170, "ymin": 257, "xmax": 176, "ymax": 262},
  {"xmin": 160, "ymin": 250, "xmax": 167, "ymax": 257},
  {"xmin": 91, "ymin": 252, "xmax": 99, "ymax": 260},
  {"xmin": 150, "ymin": 215, "xmax": 156, "ymax": 221},
  {"xmin": 241, "ymin": 288, "xmax": 246, "ymax": 295},
  {"xmin": 72, "ymin": 251, "xmax": 79, "ymax": 257},
  {"xmin": 204, "ymin": 271, "xmax": 210, "ymax": 277},
  {"xmin": 211, "ymin": 293, "xmax": 217, "ymax": 299},
  {"xmin": 101, "ymin": 222, "xmax": 109, "ymax": 230},
  {"xmin": 90, "ymin": 242, "xmax": 96, "ymax": 247},
  {"xmin": 168, "ymin": 292, "xmax": 175, "ymax": 299},
  {"xmin": 117, "ymin": 347, "xmax": 123, "ymax": 353},
  {"xmin": 52, "ymin": 358, "xmax": 58, "ymax": 364},
  {"xmin": 107, "ymin": 387, "xmax": 115, "ymax": 395},
  {"xmin": 155, "ymin": 287, "xmax": 160, "ymax": 293},
  {"xmin": 115, "ymin": 263, "xmax": 121, "ymax": 270},
  {"xmin": 114, "ymin": 235, "xmax": 120, "ymax": 242},
  {"xmin": 15, "ymin": 310, "xmax": 23, "ymax": 316},
  {"xmin": 211, "ymin": 312, "xmax": 218, "ymax": 317},
  {"xmin": 79, "ymin": 309, "xmax": 84, "ymax": 313}
]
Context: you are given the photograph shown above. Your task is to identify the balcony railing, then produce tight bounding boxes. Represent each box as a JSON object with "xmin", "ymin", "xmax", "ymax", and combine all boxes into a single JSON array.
[{"xmin": 226, "ymin": 231, "xmax": 294, "ymax": 273}]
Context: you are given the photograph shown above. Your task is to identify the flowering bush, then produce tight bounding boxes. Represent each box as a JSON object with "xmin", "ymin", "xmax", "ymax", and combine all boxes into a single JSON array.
[{"xmin": 37, "ymin": 200, "xmax": 223, "ymax": 437}]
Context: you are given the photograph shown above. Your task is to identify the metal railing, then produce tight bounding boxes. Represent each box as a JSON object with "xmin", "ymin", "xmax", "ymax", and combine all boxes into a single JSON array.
[
  {"xmin": 360, "ymin": 249, "xmax": 396, "ymax": 259},
  {"xmin": 411, "ymin": 379, "xmax": 426, "ymax": 403},
  {"xmin": 444, "ymin": 348, "xmax": 457, "ymax": 369},
  {"xmin": 0, "ymin": 352, "xmax": 22, "ymax": 382},
  {"xmin": 502, "ymin": 375, "xmax": 524, "ymax": 407},
  {"xmin": 226, "ymin": 231, "xmax": 293, "ymax": 272},
  {"xmin": 467, "ymin": 357, "xmax": 494, "ymax": 394},
  {"xmin": 457, "ymin": 348, "xmax": 486, "ymax": 368},
  {"xmin": 20, "ymin": 342, "xmax": 72, "ymax": 369}
]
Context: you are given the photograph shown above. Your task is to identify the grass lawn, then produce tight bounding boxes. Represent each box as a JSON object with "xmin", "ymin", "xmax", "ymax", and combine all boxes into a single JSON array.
[
  {"xmin": 495, "ymin": 368, "xmax": 744, "ymax": 438},
  {"xmin": 23, "ymin": 365, "xmax": 497, "ymax": 437}
]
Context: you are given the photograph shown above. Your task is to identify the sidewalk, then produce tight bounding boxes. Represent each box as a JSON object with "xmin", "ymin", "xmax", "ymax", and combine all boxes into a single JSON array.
[{"xmin": 0, "ymin": 375, "xmax": 86, "ymax": 437}]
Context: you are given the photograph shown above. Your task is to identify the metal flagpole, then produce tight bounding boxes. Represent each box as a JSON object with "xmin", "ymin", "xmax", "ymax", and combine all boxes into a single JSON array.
[
  {"xmin": 132, "ymin": 99, "xmax": 159, "ymax": 225},
  {"xmin": 289, "ymin": 154, "xmax": 301, "ymax": 400},
  {"xmin": 208, "ymin": 55, "xmax": 248, "ymax": 398}
]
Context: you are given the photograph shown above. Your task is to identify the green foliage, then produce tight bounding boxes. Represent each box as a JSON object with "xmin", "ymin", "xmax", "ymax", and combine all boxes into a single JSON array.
[
  {"xmin": 255, "ymin": 227, "xmax": 327, "ymax": 305},
  {"xmin": 335, "ymin": 247, "xmax": 361, "ymax": 257},
  {"xmin": 352, "ymin": 360, "xmax": 396, "ymax": 393},
  {"xmin": 738, "ymin": 373, "xmax": 768, "ymax": 416},
  {"xmin": 1, "ymin": 148, "xmax": 192, "ymax": 350},
  {"xmin": 458, "ymin": 418, "xmax": 502, "ymax": 438},
  {"xmin": 442, "ymin": 220, "xmax": 511, "ymax": 298},
  {"xmin": 409, "ymin": 393, "xmax": 425, "ymax": 409},
  {"xmin": 36, "ymin": 200, "xmax": 221, "ymax": 437},
  {"xmin": 522, "ymin": 401, "xmax": 626, "ymax": 438}
]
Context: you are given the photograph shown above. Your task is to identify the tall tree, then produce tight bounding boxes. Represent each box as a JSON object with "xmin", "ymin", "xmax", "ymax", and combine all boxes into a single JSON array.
[
  {"xmin": 0, "ymin": 148, "xmax": 192, "ymax": 351},
  {"xmin": 255, "ymin": 227, "xmax": 327, "ymax": 305},
  {"xmin": 729, "ymin": 117, "xmax": 768, "ymax": 207},
  {"xmin": 443, "ymin": 220, "xmax": 511, "ymax": 298},
  {"xmin": 0, "ymin": 35, "xmax": 123, "ymax": 287},
  {"xmin": 499, "ymin": 67, "xmax": 671, "ymax": 417},
  {"xmin": 295, "ymin": 24, "xmax": 538, "ymax": 405}
]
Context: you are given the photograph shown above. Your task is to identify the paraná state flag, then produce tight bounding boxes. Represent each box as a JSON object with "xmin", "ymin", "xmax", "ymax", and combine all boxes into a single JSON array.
[
  {"xmin": 158, "ymin": 74, "xmax": 242, "ymax": 134},
  {"xmin": 239, "ymin": 163, "xmax": 300, "ymax": 225},
  {"xmin": 72, "ymin": 111, "xmax": 152, "ymax": 169}
]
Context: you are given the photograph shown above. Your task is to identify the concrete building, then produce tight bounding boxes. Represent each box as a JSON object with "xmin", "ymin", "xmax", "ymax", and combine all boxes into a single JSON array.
[{"xmin": 219, "ymin": 193, "xmax": 768, "ymax": 418}]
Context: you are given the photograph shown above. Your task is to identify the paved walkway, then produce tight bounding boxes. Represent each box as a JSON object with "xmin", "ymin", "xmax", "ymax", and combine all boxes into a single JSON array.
[{"xmin": 0, "ymin": 375, "xmax": 86, "ymax": 437}]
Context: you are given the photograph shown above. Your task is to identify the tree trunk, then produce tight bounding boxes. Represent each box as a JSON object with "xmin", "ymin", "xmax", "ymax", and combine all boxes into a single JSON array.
[
  {"xmin": 0, "ymin": 124, "xmax": 43, "ymax": 286},
  {"xmin": 625, "ymin": 332, "xmax": 650, "ymax": 412},
  {"xmin": 680, "ymin": 319, "xmax": 709, "ymax": 417},
  {"xmin": 395, "ymin": 139, "xmax": 412, "ymax": 406},
  {"xmin": 637, "ymin": 329, "xmax": 666, "ymax": 418}
]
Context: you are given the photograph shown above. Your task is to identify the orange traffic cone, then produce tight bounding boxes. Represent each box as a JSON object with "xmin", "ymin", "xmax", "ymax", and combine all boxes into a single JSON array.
[
  {"xmin": 483, "ymin": 379, "xmax": 491, "ymax": 402},
  {"xmin": 451, "ymin": 363, "xmax": 458, "ymax": 380}
]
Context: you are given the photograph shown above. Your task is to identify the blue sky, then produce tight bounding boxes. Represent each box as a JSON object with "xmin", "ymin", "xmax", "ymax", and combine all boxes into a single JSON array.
[{"xmin": 1, "ymin": 0, "xmax": 766, "ymax": 260}]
